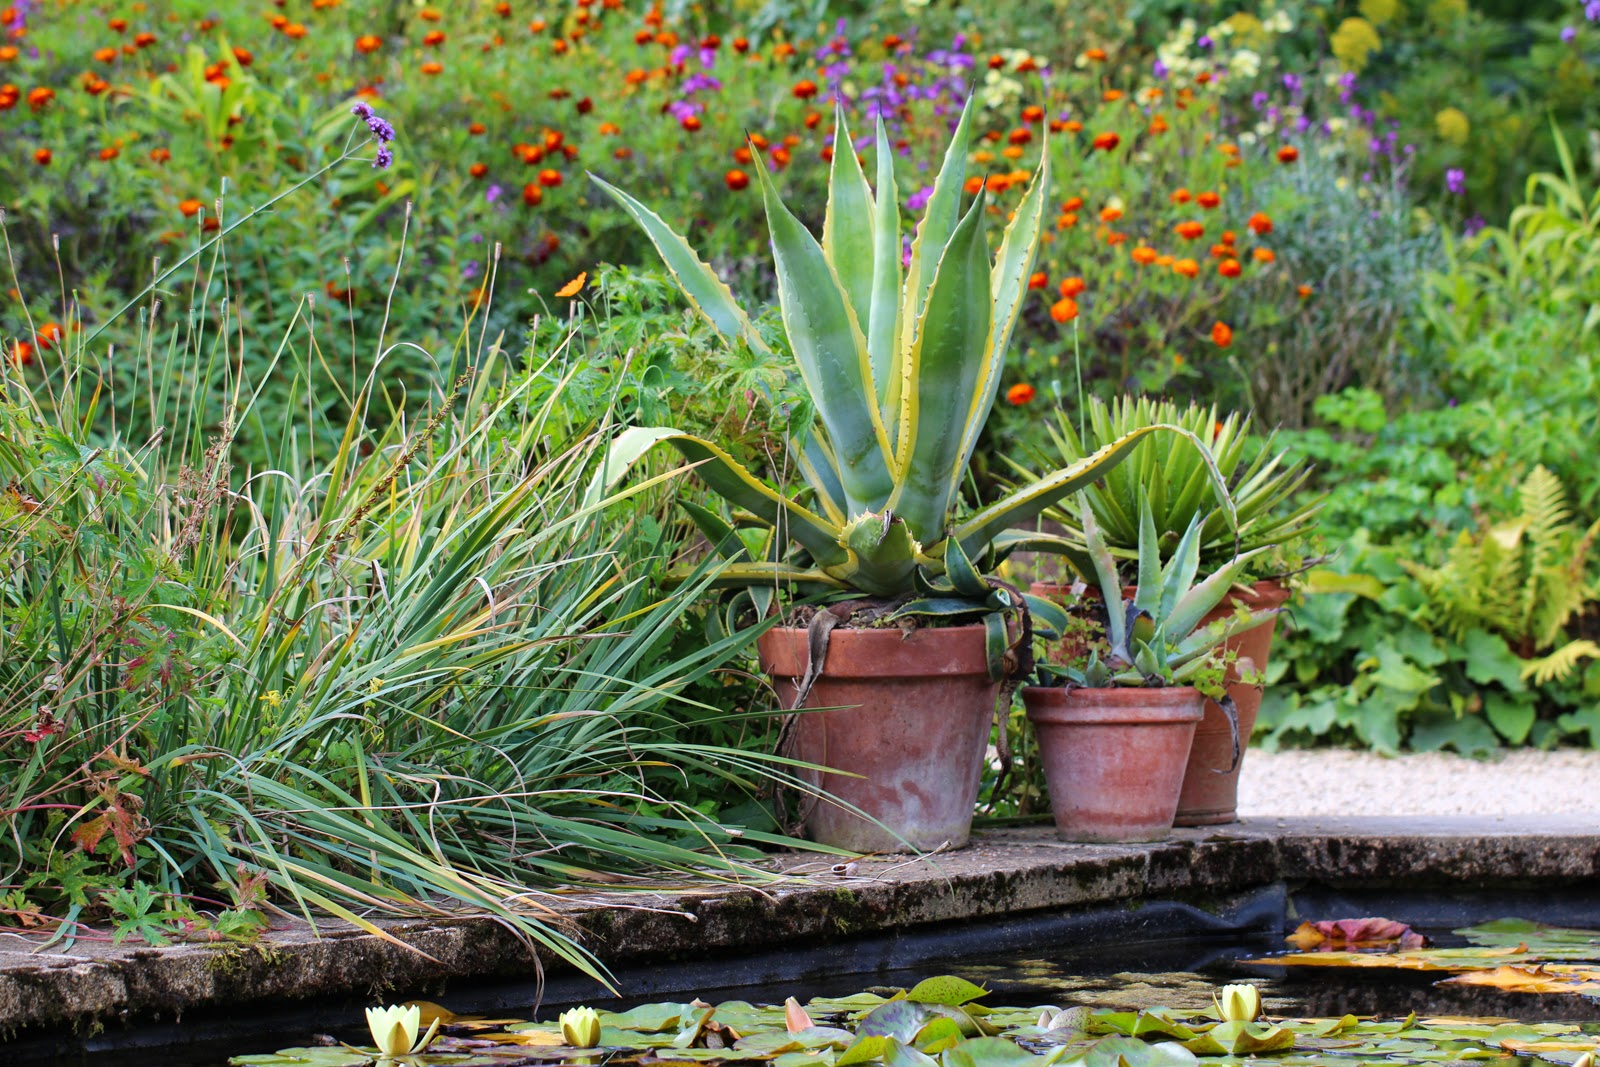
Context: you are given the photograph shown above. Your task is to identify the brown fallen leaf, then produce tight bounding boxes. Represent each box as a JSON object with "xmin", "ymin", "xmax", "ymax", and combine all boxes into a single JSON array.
[
  {"xmin": 478, "ymin": 1030, "xmax": 567, "ymax": 1046},
  {"xmin": 1442, "ymin": 964, "xmax": 1600, "ymax": 996}
]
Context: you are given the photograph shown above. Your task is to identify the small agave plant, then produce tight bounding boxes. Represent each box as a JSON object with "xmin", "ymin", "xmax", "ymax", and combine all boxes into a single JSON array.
[{"xmin": 590, "ymin": 101, "xmax": 1217, "ymax": 676}]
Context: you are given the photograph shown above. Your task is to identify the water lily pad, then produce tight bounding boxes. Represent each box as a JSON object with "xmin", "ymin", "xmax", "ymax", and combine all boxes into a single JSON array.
[
  {"xmin": 1092, "ymin": 1012, "xmax": 1199, "ymax": 1041},
  {"xmin": 1179, "ymin": 1022, "xmax": 1296, "ymax": 1056},
  {"xmin": 858, "ymin": 1001, "xmax": 928, "ymax": 1042},
  {"xmin": 1051, "ymin": 1036, "xmax": 1197, "ymax": 1067},
  {"xmin": 1441, "ymin": 964, "xmax": 1600, "ymax": 996},
  {"xmin": 913, "ymin": 1018, "xmax": 965, "ymax": 1053},
  {"xmin": 229, "ymin": 1051, "xmax": 373, "ymax": 1067},
  {"xmin": 906, "ymin": 977, "xmax": 989, "ymax": 1007},
  {"xmin": 601, "ymin": 1003, "xmax": 696, "ymax": 1033},
  {"xmin": 837, "ymin": 1036, "xmax": 891, "ymax": 1066},
  {"xmin": 941, "ymin": 1036, "xmax": 1044, "ymax": 1067}
]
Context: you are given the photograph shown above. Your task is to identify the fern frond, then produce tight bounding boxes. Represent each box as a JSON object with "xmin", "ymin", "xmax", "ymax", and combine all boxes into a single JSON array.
[{"xmin": 1520, "ymin": 639, "xmax": 1600, "ymax": 685}]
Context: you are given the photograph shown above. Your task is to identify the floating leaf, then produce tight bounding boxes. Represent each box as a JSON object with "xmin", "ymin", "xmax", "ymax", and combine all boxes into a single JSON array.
[
  {"xmin": 941, "ymin": 1036, "xmax": 1043, "ymax": 1067},
  {"xmin": 905, "ymin": 977, "xmax": 988, "ymax": 1007},
  {"xmin": 1179, "ymin": 1021, "xmax": 1297, "ymax": 1056},
  {"xmin": 1285, "ymin": 917, "xmax": 1428, "ymax": 949},
  {"xmin": 1442, "ymin": 964, "xmax": 1600, "ymax": 996},
  {"xmin": 599, "ymin": 1003, "xmax": 693, "ymax": 1032},
  {"xmin": 858, "ymin": 1001, "xmax": 928, "ymax": 1042},
  {"xmin": 229, "ymin": 1051, "xmax": 373, "ymax": 1067},
  {"xmin": 837, "ymin": 1036, "xmax": 892, "ymax": 1066},
  {"xmin": 1093, "ymin": 1011, "xmax": 1199, "ymax": 1041},
  {"xmin": 914, "ymin": 1018, "xmax": 964, "ymax": 1054}
]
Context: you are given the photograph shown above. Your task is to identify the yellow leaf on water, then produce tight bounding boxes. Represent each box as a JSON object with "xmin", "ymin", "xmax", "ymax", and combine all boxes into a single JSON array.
[
  {"xmin": 481, "ymin": 1030, "xmax": 567, "ymax": 1046},
  {"xmin": 555, "ymin": 271, "xmax": 588, "ymax": 298},
  {"xmin": 1442, "ymin": 965, "xmax": 1600, "ymax": 996}
]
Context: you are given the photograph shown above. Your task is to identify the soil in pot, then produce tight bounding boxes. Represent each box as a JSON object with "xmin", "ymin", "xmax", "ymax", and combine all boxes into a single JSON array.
[
  {"xmin": 1173, "ymin": 580, "xmax": 1291, "ymax": 827},
  {"xmin": 1023, "ymin": 685, "xmax": 1204, "ymax": 843},
  {"xmin": 758, "ymin": 621, "xmax": 1002, "ymax": 854}
]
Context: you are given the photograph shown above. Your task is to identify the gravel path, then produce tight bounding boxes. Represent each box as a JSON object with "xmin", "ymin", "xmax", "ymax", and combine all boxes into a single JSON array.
[{"xmin": 1235, "ymin": 748, "xmax": 1600, "ymax": 816}]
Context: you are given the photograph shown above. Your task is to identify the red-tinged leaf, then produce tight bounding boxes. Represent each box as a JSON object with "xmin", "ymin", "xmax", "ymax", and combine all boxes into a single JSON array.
[{"xmin": 1286, "ymin": 918, "xmax": 1429, "ymax": 950}]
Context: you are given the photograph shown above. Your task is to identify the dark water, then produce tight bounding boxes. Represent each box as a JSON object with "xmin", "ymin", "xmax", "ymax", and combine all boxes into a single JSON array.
[{"xmin": 16, "ymin": 887, "xmax": 1600, "ymax": 1066}]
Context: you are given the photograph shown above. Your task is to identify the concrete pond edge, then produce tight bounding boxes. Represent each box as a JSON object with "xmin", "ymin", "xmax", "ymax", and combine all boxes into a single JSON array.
[{"xmin": 2, "ymin": 816, "xmax": 1596, "ymax": 1039}]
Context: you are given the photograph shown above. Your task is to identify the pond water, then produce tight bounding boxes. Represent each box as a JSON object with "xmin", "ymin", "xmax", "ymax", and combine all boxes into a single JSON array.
[{"xmin": 30, "ymin": 911, "xmax": 1600, "ymax": 1067}]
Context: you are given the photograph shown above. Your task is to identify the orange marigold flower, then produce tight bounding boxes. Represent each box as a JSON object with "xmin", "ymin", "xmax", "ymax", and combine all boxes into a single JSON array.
[
  {"xmin": 423, "ymin": 30, "xmax": 446, "ymax": 46},
  {"xmin": 1058, "ymin": 276, "xmax": 1086, "ymax": 298},
  {"xmin": 984, "ymin": 174, "xmax": 1011, "ymax": 194},
  {"xmin": 1099, "ymin": 206, "xmax": 1122, "ymax": 223},
  {"xmin": 93, "ymin": 46, "xmax": 117, "ymax": 63},
  {"xmin": 468, "ymin": 162, "xmax": 487, "ymax": 178},
  {"xmin": 419, "ymin": 7, "xmax": 442, "ymax": 21},
  {"xmin": 1056, "ymin": 212, "xmax": 1077, "ymax": 229},
  {"xmin": 1106, "ymin": 231, "xmax": 1128, "ymax": 247},
  {"xmin": 1154, "ymin": 254, "xmax": 1174, "ymax": 267},
  {"xmin": 792, "ymin": 79, "xmax": 817, "ymax": 99},
  {"xmin": 613, "ymin": 146, "xmax": 632, "ymax": 159},
  {"xmin": 1027, "ymin": 271, "xmax": 1048, "ymax": 290},
  {"xmin": 1050, "ymin": 297, "xmax": 1079, "ymax": 323},
  {"xmin": 33, "ymin": 147, "xmax": 50, "ymax": 165},
  {"xmin": 1021, "ymin": 104, "xmax": 1044, "ymax": 124},
  {"xmin": 1063, "ymin": 120, "xmax": 1083, "ymax": 133},
  {"xmin": 26, "ymin": 85, "xmax": 53, "ymax": 110},
  {"xmin": 10, "ymin": 339, "xmax": 34, "ymax": 366},
  {"xmin": 1218, "ymin": 258, "xmax": 1241, "ymax": 278},
  {"xmin": 149, "ymin": 147, "xmax": 170, "ymax": 163},
  {"xmin": 1196, "ymin": 190, "xmax": 1221, "ymax": 209},
  {"xmin": 1297, "ymin": 283, "xmax": 1313, "ymax": 298},
  {"xmin": 963, "ymin": 175, "xmax": 984, "ymax": 195},
  {"xmin": 1006, "ymin": 382, "xmax": 1037, "ymax": 405},
  {"xmin": 134, "ymin": 31, "xmax": 157, "ymax": 47},
  {"xmin": 537, "ymin": 168, "xmax": 562, "ymax": 187},
  {"xmin": 1277, "ymin": 145, "xmax": 1299, "ymax": 164},
  {"xmin": 1085, "ymin": 47, "xmax": 1107, "ymax": 61},
  {"xmin": 1149, "ymin": 115, "xmax": 1169, "ymax": 134},
  {"xmin": 98, "ymin": 146, "xmax": 119, "ymax": 161},
  {"xmin": 1252, "ymin": 247, "xmax": 1275, "ymax": 263},
  {"xmin": 109, "ymin": 17, "xmax": 128, "ymax": 32},
  {"xmin": 732, "ymin": 36, "xmax": 749, "ymax": 52},
  {"xmin": 282, "ymin": 23, "xmax": 306, "ymax": 39},
  {"xmin": 1171, "ymin": 187, "xmax": 1192, "ymax": 204},
  {"xmin": 1221, "ymin": 230, "xmax": 1236, "ymax": 246},
  {"xmin": 1130, "ymin": 245, "xmax": 1158, "ymax": 265},
  {"xmin": 1172, "ymin": 258, "xmax": 1199, "ymax": 278},
  {"xmin": 179, "ymin": 197, "xmax": 203, "ymax": 216},
  {"xmin": 522, "ymin": 182, "xmax": 543, "ymax": 206},
  {"xmin": 37, "ymin": 322, "xmax": 62, "ymax": 349},
  {"xmin": 468, "ymin": 121, "xmax": 486, "ymax": 135},
  {"xmin": 1102, "ymin": 89, "xmax": 1123, "ymax": 102},
  {"xmin": 1248, "ymin": 211, "xmax": 1272, "ymax": 235},
  {"xmin": 233, "ymin": 46, "xmax": 253, "ymax": 66},
  {"xmin": 680, "ymin": 113, "xmax": 701, "ymax": 131},
  {"xmin": 1008, "ymin": 127, "xmax": 1032, "ymax": 146},
  {"xmin": 1211, "ymin": 321, "xmax": 1233, "ymax": 348},
  {"xmin": 1090, "ymin": 131, "xmax": 1119, "ymax": 152},
  {"xmin": 355, "ymin": 34, "xmax": 381, "ymax": 53},
  {"xmin": 1174, "ymin": 220, "xmax": 1204, "ymax": 240},
  {"xmin": 420, "ymin": 61, "xmax": 443, "ymax": 74},
  {"xmin": 598, "ymin": 121, "xmax": 620, "ymax": 135},
  {"xmin": 725, "ymin": 168, "xmax": 749, "ymax": 191}
]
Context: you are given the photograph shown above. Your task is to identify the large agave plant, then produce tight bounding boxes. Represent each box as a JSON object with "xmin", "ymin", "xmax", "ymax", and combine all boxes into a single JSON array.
[{"xmin": 589, "ymin": 103, "xmax": 1215, "ymax": 652}]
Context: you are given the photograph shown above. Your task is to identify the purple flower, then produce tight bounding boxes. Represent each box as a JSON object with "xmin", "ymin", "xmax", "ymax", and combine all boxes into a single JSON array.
[
  {"xmin": 1251, "ymin": 91, "xmax": 1269, "ymax": 110},
  {"xmin": 485, "ymin": 184, "xmax": 503, "ymax": 204},
  {"xmin": 1561, "ymin": 25, "xmax": 1577, "ymax": 41},
  {"xmin": 1153, "ymin": 58, "xmax": 1169, "ymax": 80},
  {"xmin": 1197, "ymin": 35, "xmax": 1213, "ymax": 50},
  {"xmin": 462, "ymin": 260, "xmax": 480, "ymax": 280},
  {"xmin": 1587, "ymin": 0, "xmax": 1600, "ymax": 21},
  {"xmin": 1282, "ymin": 72, "xmax": 1302, "ymax": 94},
  {"xmin": 351, "ymin": 101, "xmax": 374, "ymax": 121},
  {"xmin": 901, "ymin": 234, "xmax": 913, "ymax": 269},
  {"xmin": 1463, "ymin": 214, "xmax": 1487, "ymax": 237},
  {"xmin": 906, "ymin": 185, "xmax": 934, "ymax": 212},
  {"xmin": 373, "ymin": 145, "xmax": 393, "ymax": 170},
  {"xmin": 1446, "ymin": 167, "xmax": 1466, "ymax": 194}
]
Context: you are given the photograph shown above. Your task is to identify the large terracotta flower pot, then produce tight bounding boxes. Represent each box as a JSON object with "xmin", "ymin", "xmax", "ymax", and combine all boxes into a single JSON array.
[
  {"xmin": 757, "ymin": 623, "xmax": 1001, "ymax": 854},
  {"xmin": 1173, "ymin": 580, "xmax": 1291, "ymax": 827},
  {"xmin": 1022, "ymin": 685, "xmax": 1204, "ymax": 843}
]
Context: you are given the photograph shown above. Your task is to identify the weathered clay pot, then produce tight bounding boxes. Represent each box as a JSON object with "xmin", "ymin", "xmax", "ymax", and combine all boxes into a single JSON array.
[
  {"xmin": 1173, "ymin": 580, "xmax": 1291, "ymax": 827},
  {"xmin": 1023, "ymin": 685, "xmax": 1204, "ymax": 843},
  {"xmin": 757, "ymin": 624, "xmax": 1000, "ymax": 854}
]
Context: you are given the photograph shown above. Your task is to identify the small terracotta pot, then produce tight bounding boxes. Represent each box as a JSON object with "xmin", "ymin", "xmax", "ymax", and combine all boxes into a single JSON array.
[
  {"xmin": 1173, "ymin": 580, "xmax": 1291, "ymax": 827},
  {"xmin": 1022, "ymin": 685, "xmax": 1204, "ymax": 843},
  {"xmin": 757, "ymin": 624, "xmax": 1001, "ymax": 854}
]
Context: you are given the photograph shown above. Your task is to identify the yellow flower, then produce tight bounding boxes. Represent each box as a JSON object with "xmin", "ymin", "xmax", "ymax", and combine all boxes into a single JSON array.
[
  {"xmin": 560, "ymin": 1006, "xmax": 603, "ymax": 1049},
  {"xmin": 1435, "ymin": 107, "xmax": 1470, "ymax": 145},
  {"xmin": 365, "ymin": 1004, "xmax": 441, "ymax": 1058},
  {"xmin": 1330, "ymin": 17, "xmax": 1382, "ymax": 71},
  {"xmin": 555, "ymin": 272, "xmax": 588, "ymax": 299},
  {"xmin": 1359, "ymin": 0, "xmax": 1402, "ymax": 25},
  {"xmin": 1213, "ymin": 984, "xmax": 1262, "ymax": 1022}
]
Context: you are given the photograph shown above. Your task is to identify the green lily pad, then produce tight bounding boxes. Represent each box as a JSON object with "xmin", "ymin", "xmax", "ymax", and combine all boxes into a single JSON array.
[
  {"xmin": 1179, "ymin": 1022, "xmax": 1296, "ymax": 1056},
  {"xmin": 600, "ymin": 1003, "xmax": 695, "ymax": 1033},
  {"xmin": 837, "ymin": 1036, "xmax": 891, "ymax": 1066},
  {"xmin": 913, "ymin": 1018, "xmax": 965, "ymax": 1054},
  {"xmin": 941, "ymin": 1036, "xmax": 1044, "ymax": 1067},
  {"xmin": 1050, "ymin": 1036, "xmax": 1197, "ymax": 1067},
  {"xmin": 1093, "ymin": 1012, "xmax": 1200, "ymax": 1041},
  {"xmin": 858, "ymin": 1001, "xmax": 928, "ymax": 1042},
  {"xmin": 906, "ymin": 978, "xmax": 989, "ymax": 1007},
  {"xmin": 229, "ymin": 1051, "xmax": 373, "ymax": 1067}
]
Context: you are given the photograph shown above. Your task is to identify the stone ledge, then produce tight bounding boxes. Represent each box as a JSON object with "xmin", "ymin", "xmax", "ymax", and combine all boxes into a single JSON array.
[{"xmin": 1, "ymin": 816, "xmax": 1594, "ymax": 1036}]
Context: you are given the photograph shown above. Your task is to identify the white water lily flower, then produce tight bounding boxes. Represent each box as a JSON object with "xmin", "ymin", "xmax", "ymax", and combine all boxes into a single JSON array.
[
  {"xmin": 560, "ymin": 1006, "xmax": 603, "ymax": 1049},
  {"xmin": 364, "ymin": 1003, "xmax": 441, "ymax": 1059},
  {"xmin": 1213, "ymin": 983, "xmax": 1262, "ymax": 1022}
]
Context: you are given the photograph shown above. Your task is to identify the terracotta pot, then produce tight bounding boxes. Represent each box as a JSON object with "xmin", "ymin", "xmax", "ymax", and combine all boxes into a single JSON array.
[
  {"xmin": 757, "ymin": 624, "xmax": 1001, "ymax": 853},
  {"xmin": 1173, "ymin": 580, "xmax": 1291, "ymax": 827},
  {"xmin": 1022, "ymin": 685, "xmax": 1204, "ymax": 843}
]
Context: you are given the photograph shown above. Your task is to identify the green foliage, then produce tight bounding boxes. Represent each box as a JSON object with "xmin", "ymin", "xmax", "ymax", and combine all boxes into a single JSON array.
[{"xmin": 1026, "ymin": 396, "xmax": 1319, "ymax": 579}]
